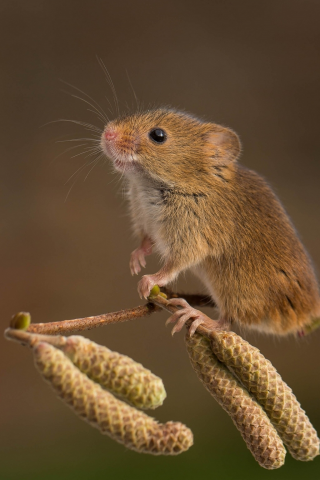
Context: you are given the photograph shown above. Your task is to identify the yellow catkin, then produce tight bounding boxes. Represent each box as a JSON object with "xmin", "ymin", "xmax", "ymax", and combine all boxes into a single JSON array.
[
  {"xmin": 186, "ymin": 331, "xmax": 286, "ymax": 469},
  {"xmin": 33, "ymin": 342, "xmax": 193, "ymax": 455},
  {"xmin": 210, "ymin": 330, "xmax": 320, "ymax": 461},
  {"xmin": 61, "ymin": 336, "xmax": 166, "ymax": 410}
]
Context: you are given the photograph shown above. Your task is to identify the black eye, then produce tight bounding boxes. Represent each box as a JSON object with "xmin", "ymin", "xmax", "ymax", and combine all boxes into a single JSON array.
[{"xmin": 149, "ymin": 128, "xmax": 167, "ymax": 144}]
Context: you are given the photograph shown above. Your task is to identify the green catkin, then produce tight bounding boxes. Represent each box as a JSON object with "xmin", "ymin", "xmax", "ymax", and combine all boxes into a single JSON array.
[
  {"xmin": 61, "ymin": 336, "xmax": 166, "ymax": 410},
  {"xmin": 210, "ymin": 330, "xmax": 320, "ymax": 461},
  {"xmin": 186, "ymin": 331, "xmax": 286, "ymax": 469},
  {"xmin": 33, "ymin": 342, "xmax": 193, "ymax": 455}
]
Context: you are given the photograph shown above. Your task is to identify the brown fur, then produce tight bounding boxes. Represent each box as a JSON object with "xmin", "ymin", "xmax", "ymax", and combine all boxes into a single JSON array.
[{"xmin": 101, "ymin": 108, "xmax": 320, "ymax": 335}]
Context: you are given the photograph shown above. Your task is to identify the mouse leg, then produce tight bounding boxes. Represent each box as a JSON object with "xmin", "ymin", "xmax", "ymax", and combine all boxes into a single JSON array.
[
  {"xmin": 138, "ymin": 253, "xmax": 210, "ymax": 300},
  {"xmin": 137, "ymin": 270, "xmax": 170, "ymax": 299},
  {"xmin": 130, "ymin": 236, "xmax": 153, "ymax": 275},
  {"xmin": 165, "ymin": 298, "xmax": 230, "ymax": 336}
]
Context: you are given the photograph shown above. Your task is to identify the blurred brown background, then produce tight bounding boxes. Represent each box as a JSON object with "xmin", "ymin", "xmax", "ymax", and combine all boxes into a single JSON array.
[{"xmin": 1, "ymin": 1, "xmax": 320, "ymax": 479}]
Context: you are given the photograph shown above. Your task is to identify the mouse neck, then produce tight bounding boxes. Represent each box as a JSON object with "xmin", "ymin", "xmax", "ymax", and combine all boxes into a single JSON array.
[
  {"xmin": 125, "ymin": 168, "xmax": 215, "ymax": 196},
  {"xmin": 125, "ymin": 169, "xmax": 174, "ymax": 192}
]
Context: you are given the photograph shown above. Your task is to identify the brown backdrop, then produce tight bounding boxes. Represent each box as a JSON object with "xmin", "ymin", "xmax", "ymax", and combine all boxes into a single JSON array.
[{"xmin": 1, "ymin": 1, "xmax": 320, "ymax": 479}]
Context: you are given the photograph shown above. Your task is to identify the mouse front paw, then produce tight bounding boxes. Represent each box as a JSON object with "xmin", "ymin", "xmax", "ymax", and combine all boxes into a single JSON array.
[
  {"xmin": 130, "ymin": 248, "xmax": 147, "ymax": 275},
  {"xmin": 138, "ymin": 275, "xmax": 156, "ymax": 299}
]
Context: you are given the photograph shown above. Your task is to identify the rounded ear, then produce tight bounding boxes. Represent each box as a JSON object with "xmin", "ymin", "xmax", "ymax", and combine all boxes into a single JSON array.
[{"xmin": 203, "ymin": 124, "xmax": 241, "ymax": 164}]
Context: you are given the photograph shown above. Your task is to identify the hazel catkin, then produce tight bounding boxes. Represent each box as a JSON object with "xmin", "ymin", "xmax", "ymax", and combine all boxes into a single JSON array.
[
  {"xmin": 33, "ymin": 342, "xmax": 193, "ymax": 455},
  {"xmin": 61, "ymin": 335, "xmax": 166, "ymax": 410},
  {"xmin": 185, "ymin": 331, "xmax": 286, "ymax": 469},
  {"xmin": 210, "ymin": 330, "xmax": 320, "ymax": 462}
]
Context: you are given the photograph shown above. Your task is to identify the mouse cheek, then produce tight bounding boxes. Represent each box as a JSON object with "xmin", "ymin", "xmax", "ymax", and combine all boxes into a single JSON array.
[
  {"xmin": 135, "ymin": 139, "xmax": 154, "ymax": 160},
  {"xmin": 131, "ymin": 135, "xmax": 141, "ymax": 156},
  {"xmin": 118, "ymin": 135, "xmax": 141, "ymax": 161}
]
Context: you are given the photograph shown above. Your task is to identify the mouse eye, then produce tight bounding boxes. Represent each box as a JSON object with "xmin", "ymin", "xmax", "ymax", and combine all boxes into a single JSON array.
[{"xmin": 149, "ymin": 128, "xmax": 167, "ymax": 144}]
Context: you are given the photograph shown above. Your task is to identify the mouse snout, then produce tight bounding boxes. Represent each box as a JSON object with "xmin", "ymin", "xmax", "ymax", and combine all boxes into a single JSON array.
[
  {"xmin": 103, "ymin": 127, "xmax": 138, "ymax": 154},
  {"xmin": 101, "ymin": 127, "xmax": 139, "ymax": 172},
  {"xmin": 104, "ymin": 129, "xmax": 118, "ymax": 141}
]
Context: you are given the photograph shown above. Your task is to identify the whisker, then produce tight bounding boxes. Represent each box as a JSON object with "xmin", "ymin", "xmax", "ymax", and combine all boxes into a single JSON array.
[
  {"xmin": 97, "ymin": 57, "xmax": 120, "ymax": 117},
  {"xmin": 56, "ymin": 137, "xmax": 101, "ymax": 143},
  {"xmin": 101, "ymin": 104, "xmax": 113, "ymax": 116},
  {"xmin": 103, "ymin": 97, "xmax": 114, "ymax": 113},
  {"xmin": 43, "ymin": 119, "xmax": 102, "ymax": 134},
  {"xmin": 125, "ymin": 69, "xmax": 139, "ymax": 111},
  {"xmin": 124, "ymin": 101, "xmax": 131, "ymax": 112},
  {"xmin": 86, "ymin": 109, "xmax": 107, "ymax": 123},
  {"xmin": 64, "ymin": 174, "xmax": 83, "ymax": 202},
  {"xmin": 83, "ymin": 154, "xmax": 104, "ymax": 181},
  {"xmin": 64, "ymin": 152, "xmax": 106, "ymax": 201},
  {"xmin": 65, "ymin": 154, "xmax": 102, "ymax": 186},
  {"xmin": 48, "ymin": 143, "xmax": 89, "ymax": 166},
  {"xmin": 70, "ymin": 145, "xmax": 102, "ymax": 159},
  {"xmin": 60, "ymin": 79, "xmax": 110, "ymax": 122},
  {"xmin": 60, "ymin": 89, "xmax": 106, "ymax": 125},
  {"xmin": 61, "ymin": 91, "xmax": 107, "ymax": 124}
]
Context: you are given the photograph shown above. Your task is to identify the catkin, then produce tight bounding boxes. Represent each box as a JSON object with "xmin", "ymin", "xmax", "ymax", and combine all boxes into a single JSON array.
[
  {"xmin": 33, "ymin": 342, "xmax": 193, "ymax": 455},
  {"xmin": 210, "ymin": 330, "xmax": 320, "ymax": 461},
  {"xmin": 186, "ymin": 331, "xmax": 286, "ymax": 469},
  {"xmin": 61, "ymin": 336, "xmax": 166, "ymax": 410}
]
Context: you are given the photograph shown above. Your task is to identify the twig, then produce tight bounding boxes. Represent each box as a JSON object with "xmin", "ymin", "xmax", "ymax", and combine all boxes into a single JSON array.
[
  {"xmin": 5, "ymin": 292, "xmax": 214, "ymax": 343},
  {"xmin": 4, "ymin": 327, "xmax": 67, "ymax": 347},
  {"xmin": 26, "ymin": 303, "xmax": 159, "ymax": 335},
  {"xmin": 23, "ymin": 291, "xmax": 214, "ymax": 336}
]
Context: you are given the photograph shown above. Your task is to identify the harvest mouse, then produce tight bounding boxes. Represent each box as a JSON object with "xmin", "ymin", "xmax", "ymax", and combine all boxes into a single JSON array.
[{"xmin": 100, "ymin": 108, "xmax": 320, "ymax": 337}]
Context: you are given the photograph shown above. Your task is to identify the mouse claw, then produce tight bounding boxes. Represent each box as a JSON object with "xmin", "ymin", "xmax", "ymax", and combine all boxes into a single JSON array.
[
  {"xmin": 167, "ymin": 298, "xmax": 190, "ymax": 309},
  {"xmin": 130, "ymin": 248, "xmax": 147, "ymax": 276},
  {"xmin": 188, "ymin": 317, "xmax": 205, "ymax": 336},
  {"xmin": 129, "ymin": 256, "xmax": 139, "ymax": 276},
  {"xmin": 137, "ymin": 275, "xmax": 155, "ymax": 300},
  {"xmin": 139, "ymin": 251, "xmax": 146, "ymax": 269},
  {"xmin": 171, "ymin": 313, "xmax": 191, "ymax": 336},
  {"xmin": 165, "ymin": 310, "xmax": 182, "ymax": 326},
  {"xmin": 165, "ymin": 299, "xmax": 206, "ymax": 336}
]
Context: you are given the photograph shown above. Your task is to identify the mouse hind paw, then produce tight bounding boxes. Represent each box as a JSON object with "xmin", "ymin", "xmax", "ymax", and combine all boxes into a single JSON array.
[{"xmin": 165, "ymin": 299, "xmax": 206, "ymax": 336}]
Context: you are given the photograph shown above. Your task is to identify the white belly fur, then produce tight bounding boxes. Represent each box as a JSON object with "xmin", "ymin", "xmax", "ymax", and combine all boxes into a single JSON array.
[{"xmin": 127, "ymin": 175, "xmax": 168, "ymax": 257}]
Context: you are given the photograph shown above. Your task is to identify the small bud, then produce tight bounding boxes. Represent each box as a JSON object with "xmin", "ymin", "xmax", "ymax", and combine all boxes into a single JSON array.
[
  {"xmin": 33, "ymin": 342, "xmax": 193, "ymax": 455},
  {"xmin": 10, "ymin": 312, "xmax": 31, "ymax": 330},
  {"xmin": 149, "ymin": 285, "xmax": 160, "ymax": 298},
  {"xmin": 210, "ymin": 330, "xmax": 320, "ymax": 462},
  {"xmin": 159, "ymin": 292, "xmax": 168, "ymax": 299},
  {"xmin": 61, "ymin": 336, "xmax": 167, "ymax": 410},
  {"xmin": 186, "ymin": 332, "xmax": 286, "ymax": 470}
]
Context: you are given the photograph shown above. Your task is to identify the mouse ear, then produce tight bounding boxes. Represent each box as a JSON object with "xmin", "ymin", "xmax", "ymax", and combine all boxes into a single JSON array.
[{"xmin": 203, "ymin": 124, "xmax": 241, "ymax": 164}]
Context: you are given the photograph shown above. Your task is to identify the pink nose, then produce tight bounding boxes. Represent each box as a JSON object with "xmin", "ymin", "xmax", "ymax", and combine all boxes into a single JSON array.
[{"xmin": 104, "ymin": 130, "xmax": 118, "ymax": 141}]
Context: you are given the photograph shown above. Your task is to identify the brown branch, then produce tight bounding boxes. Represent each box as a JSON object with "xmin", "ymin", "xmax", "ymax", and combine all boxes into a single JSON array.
[
  {"xmin": 6, "ymin": 292, "xmax": 213, "ymax": 343},
  {"xmin": 26, "ymin": 303, "xmax": 160, "ymax": 335},
  {"xmin": 22, "ymin": 290, "xmax": 214, "ymax": 336},
  {"xmin": 4, "ymin": 327, "xmax": 67, "ymax": 348}
]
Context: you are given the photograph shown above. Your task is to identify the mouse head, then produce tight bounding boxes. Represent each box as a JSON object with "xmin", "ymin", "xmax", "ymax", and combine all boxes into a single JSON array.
[{"xmin": 101, "ymin": 109, "xmax": 241, "ymax": 188}]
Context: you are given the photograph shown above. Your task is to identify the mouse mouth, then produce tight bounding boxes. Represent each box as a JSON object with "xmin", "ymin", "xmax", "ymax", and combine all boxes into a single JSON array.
[{"xmin": 101, "ymin": 130, "xmax": 139, "ymax": 173}]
